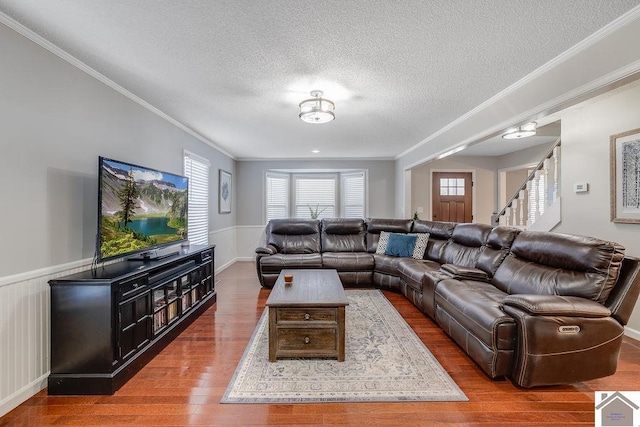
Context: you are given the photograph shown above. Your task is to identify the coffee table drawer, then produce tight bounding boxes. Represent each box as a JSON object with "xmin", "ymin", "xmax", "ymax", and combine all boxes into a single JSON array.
[
  {"xmin": 277, "ymin": 308, "xmax": 337, "ymax": 323},
  {"xmin": 276, "ymin": 327, "xmax": 337, "ymax": 352}
]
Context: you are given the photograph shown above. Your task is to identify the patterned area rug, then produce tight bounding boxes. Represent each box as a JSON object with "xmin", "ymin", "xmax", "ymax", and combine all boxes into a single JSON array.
[{"xmin": 221, "ymin": 289, "xmax": 467, "ymax": 403}]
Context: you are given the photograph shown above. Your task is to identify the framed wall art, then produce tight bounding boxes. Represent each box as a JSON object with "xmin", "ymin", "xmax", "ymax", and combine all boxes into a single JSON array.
[
  {"xmin": 219, "ymin": 169, "xmax": 232, "ymax": 214},
  {"xmin": 610, "ymin": 127, "xmax": 640, "ymax": 223}
]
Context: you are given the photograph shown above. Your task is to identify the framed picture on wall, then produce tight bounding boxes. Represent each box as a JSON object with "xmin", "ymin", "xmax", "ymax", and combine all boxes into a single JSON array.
[
  {"xmin": 219, "ymin": 169, "xmax": 232, "ymax": 214},
  {"xmin": 610, "ymin": 127, "xmax": 640, "ymax": 223}
]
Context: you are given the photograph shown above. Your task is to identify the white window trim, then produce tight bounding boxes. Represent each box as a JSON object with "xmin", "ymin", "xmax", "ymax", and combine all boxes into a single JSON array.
[
  {"xmin": 183, "ymin": 150, "xmax": 211, "ymax": 245},
  {"xmin": 292, "ymin": 173, "xmax": 338, "ymax": 220},
  {"xmin": 264, "ymin": 169, "xmax": 368, "ymax": 222},
  {"xmin": 265, "ymin": 171, "xmax": 290, "ymax": 223},
  {"xmin": 340, "ymin": 170, "xmax": 367, "ymax": 218}
]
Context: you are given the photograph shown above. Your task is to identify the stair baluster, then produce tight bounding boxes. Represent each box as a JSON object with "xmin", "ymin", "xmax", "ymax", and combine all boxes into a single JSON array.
[{"xmin": 492, "ymin": 137, "xmax": 561, "ymax": 228}]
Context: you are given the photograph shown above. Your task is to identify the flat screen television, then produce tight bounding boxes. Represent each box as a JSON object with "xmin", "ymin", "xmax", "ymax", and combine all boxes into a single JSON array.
[{"xmin": 98, "ymin": 156, "xmax": 189, "ymax": 262}]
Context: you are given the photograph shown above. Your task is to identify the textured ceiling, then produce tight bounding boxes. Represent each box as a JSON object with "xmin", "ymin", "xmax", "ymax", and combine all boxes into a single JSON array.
[{"xmin": 1, "ymin": 1, "xmax": 639, "ymax": 160}]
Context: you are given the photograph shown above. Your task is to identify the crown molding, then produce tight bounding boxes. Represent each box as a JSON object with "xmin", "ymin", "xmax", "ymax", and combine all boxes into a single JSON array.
[
  {"xmin": 0, "ymin": 12, "xmax": 236, "ymax": 160},
  {"xmin": 396, "ymin": 4, "xmax": 640, "ymax": 161}
]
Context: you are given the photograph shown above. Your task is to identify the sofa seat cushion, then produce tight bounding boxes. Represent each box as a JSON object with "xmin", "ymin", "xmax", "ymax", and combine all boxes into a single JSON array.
[
  {"xmin": 373, "ymin": 254, "xmax": 407, "ymax": 276},
  {"xmin": 259, "ymin": 253, "xmax": 323, "ymax": 273},
  {"xmin": 435, "ymin": 279, "xmax": 516, "ymax": 350},
  {"xmin": 397, "ymin": 258, "xmax": 441, "ymax": 292},
  {"xmin": 322, "ymin": 252, "xmax": 374, "ymax": 271}
]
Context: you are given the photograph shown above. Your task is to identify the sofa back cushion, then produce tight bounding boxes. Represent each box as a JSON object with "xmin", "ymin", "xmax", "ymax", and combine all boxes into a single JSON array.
[
  {"xmin": 266, "ymin": 219, "xmax": 321, "ymax": 254},
  {"xmin": 365, "ymin": 218, "xmax": 413, "ymax": 253},
  {"xmin": 492, "ymin": 231, "xmax": 625, "ymax": 304},
  {"xmin": 412, "ymin": 220, "xmax": 456, "ymax": 261},
  {"xmin": 440, "ymin": 223, "xmax": 492, "ymax": 267},
  {"xmin": 476, "ymin": 226, "xmax": 521, "ymax": 276},
  {"xmin": 321, "ymin": 218, "xmax": 366, "ymax": 252}
]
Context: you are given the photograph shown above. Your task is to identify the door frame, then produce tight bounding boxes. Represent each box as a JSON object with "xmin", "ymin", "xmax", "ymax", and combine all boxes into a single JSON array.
[{"xmin": 430, "ymin": 169, "xmax": 477, "ymax": 223}]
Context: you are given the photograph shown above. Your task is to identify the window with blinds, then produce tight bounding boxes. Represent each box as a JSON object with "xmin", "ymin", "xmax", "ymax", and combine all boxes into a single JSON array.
[
  {"xmin": 265, "ymin": 170, "xmax": 367, "ymax": 221},
  {"xmin": 341, "ymin": 171, "xmax": 365, "ymax": 218},
  {"xmin": 266, "ymin": 172, "xmax": 289, "ymax": 222},
  {"xmin": 294, "ymin": 174, "xmax": 337, "ymax": 219},
  {"xmin": 183, "ymin": 151, "xmax": 210, "ymax": 245}
]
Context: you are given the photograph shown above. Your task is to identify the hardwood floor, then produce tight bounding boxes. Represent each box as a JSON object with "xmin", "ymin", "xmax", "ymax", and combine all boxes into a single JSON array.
[{"xmin": 2, "ymin": 261, "xmax": 639, "ymax": 426}]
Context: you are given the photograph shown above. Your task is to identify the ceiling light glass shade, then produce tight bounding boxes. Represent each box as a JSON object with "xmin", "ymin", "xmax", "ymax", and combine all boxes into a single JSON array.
[
  {"xmin": 502, "ymin": 122, "xmax": 537, "ymax": 139},
  {"xmin": 299, "ymin": 90, "xmax": 335, "ymax": 124}
]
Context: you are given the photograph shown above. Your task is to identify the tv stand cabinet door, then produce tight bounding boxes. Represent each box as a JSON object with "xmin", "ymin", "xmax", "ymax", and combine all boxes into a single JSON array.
[
  {"xmin": 50, "ymin": 283, "xmax": 114, "ymax": 374},
  {"xmin": 118, "ymin": 290, "xmax": 152, "ymax": 363}
]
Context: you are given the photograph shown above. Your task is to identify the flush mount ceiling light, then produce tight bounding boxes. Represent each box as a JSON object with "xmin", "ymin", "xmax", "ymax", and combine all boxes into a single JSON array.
[
  {"xmin": 299, "ymin": 90, "xmax": 335, "ymax": 124},
  {"xmin": 502, "ymin": 122, "xmax": 537, "ymax": 139}
]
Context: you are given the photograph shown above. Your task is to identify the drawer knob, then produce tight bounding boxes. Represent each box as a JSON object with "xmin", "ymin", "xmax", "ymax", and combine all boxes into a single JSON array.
[
  {"xmin": 304, "ymin": 313, "xmax": 310, "ymax": 321},
  {"xmin": 304, "ymin": 336, "xmax": 310, "ymax": 344}
]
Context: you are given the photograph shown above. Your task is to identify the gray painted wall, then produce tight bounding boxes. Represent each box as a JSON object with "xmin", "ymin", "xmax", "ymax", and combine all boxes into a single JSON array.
[
  {"xmin": 495, "ymin": 142, "xmax": 555, "ymax": 171},
  {"xmin": 553, "ymin": 80, "xmax": 640, "ymax": 332},
  {"xmin": 410, "ymin": 156, "xmax": 498, "ymax": 224},
  {"xmin": 0, "ymin": 23, "xmax": 234, "ymax": 277},
  {"xmin": 236, "ymin": 159, "xmax": 396, "ymax": 225}
]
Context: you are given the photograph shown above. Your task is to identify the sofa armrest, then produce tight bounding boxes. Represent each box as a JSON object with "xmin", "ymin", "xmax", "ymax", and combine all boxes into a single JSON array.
[
  {"xmin": 255, "ymin": 244, "xmax": 278, "ymax": 255},
  {"xmin": 440, "ymin": 264, "xmax": 489, "ymax": 281},
  {"xmin": 502, "ymin": 294, "xmax": 611, "ymax": 318},
  {"xmin": 502, "ymin": 294, "xmax": 622, "ymax": 388}
]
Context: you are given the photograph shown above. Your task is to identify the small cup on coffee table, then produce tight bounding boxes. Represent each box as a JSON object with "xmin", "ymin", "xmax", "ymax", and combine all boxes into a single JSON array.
[{"xmin": 284, "ymin": 273, "xmax": 293, "ymax": 284}]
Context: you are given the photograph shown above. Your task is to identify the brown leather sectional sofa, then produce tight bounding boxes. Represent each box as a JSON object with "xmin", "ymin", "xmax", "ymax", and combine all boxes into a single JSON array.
[{"xmin": 255, "ymin": 218, "xmax": 640, "ymax": 388}]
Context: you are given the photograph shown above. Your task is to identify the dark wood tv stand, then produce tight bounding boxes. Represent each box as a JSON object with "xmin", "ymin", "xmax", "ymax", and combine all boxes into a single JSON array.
[{"xmin": 48, "ymin": 245, "xmax": 216, "ymax": 395}]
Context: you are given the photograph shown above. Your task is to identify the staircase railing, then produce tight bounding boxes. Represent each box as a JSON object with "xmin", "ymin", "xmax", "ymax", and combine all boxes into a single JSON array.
[{"xmin": 491, "ymin": 138, "xmax": 561, "ymax": 228}]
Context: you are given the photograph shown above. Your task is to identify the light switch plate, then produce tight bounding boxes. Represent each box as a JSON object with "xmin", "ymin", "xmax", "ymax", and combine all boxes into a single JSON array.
[{"xmin": 574, "ymin": 182, "xmax": 589, "ymax": 193}]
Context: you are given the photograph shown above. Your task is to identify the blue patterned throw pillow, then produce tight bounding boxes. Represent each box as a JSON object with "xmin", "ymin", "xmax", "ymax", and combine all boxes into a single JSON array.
[{"xmin": 385, "ymin": 233, "xmax": 417, "ymax": 257}]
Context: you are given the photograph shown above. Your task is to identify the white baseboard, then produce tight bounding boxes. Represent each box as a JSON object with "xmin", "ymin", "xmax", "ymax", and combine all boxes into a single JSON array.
[
  {"xmin": 625, "ymin": 325, "xmax": 640, "ymax": 342},
  {"xmin": 215, "ymin": 257, "xmax": 255, "ymax": 275},
  {"xmin": 215, "ymin": 258, "xmax": 236, "ymax": 275},
  {"xmin": 0, "ymin": 373, "xmax": 48, "ymax": 418}
]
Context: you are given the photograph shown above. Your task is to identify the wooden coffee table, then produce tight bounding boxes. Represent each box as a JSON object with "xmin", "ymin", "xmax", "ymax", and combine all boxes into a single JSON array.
[{"xmin": 266, "ymin": 269, "xmax": 348, "ymax": 362}]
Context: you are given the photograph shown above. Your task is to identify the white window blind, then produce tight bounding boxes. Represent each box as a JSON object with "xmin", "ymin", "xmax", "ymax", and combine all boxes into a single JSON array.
[
  {"xmin": 183, "ymin": 151, "xmax": 210, "ymax": 245},
  {"xmin": 294, "ymin": 175, "xmax": 336, "ymax": 219},
  {"xmin": 266, "ymin": 172, "xmax": 289, "ymax": 221},
  {"xmin": 264, "ymin": 170, "xmax": 367, "ymax": 221},
  {"xmin": 341, "ymin": 171, "xmax": 366, "ymax": 218}
]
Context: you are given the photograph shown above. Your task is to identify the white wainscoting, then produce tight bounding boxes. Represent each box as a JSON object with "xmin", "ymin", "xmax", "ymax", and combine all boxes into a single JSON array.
[
  {"xmin": 236, "ymin": 225, "xmax": 266, "ymax": 261},
  {"xmin": 0, "ymin": 259, "xmax": 92, "ymax": 417},
  {"xmin": 207, "ymin": 225, "xmax": 265, "ymax": 270},
  {"xmin": 209, "ymin": 226, "xmax": 237, "ymax": 273}
]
